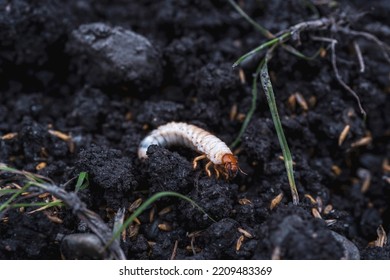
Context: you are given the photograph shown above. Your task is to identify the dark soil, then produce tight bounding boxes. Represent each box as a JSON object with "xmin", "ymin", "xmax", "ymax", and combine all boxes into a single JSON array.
[{"xmin": 1, "ymin": 0, "xmax": 389, "ymax": 260}]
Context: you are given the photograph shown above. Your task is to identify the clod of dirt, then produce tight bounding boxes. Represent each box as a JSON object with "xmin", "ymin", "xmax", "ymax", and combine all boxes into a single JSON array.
[
  {"xmin": 0, "ymin": 0, "xmax": 69, "ymax": 65},
  {"xmin": 361, "ymin": 245, "xmax": 390, "ymax": 260},
  {"xmin": 136, "ymin": 101, "xmax": 184, "ymax": 127},
  {"xmin": 193, "ymin": 63, "xmax": 239, "ymax": 100},
  {"xmin": 75, "ymin": 144, "xmax": 138, "ymax": 193},
  {"xmin": 193, "ymin": 218, "xmax": 241, "ymax": 259},
  {"xmin": 0, "ymin": 211, "xmax": 60, "ymax": 259},
  {"xmin": 254, "ymin": 206, "xmax": 345, "ymax": 259},
  {"xmin": 179, "ymin": 178, "xmax": 238, "ymax": 230},
  {"xmin": 68, "ymin": 22, "xmax": 162, "ymax": 91},
  {"xmin": 144, "ymin": 145, "xmax": 193, "ymax": 194},
  {"xmin": 242, "ymin": 118, "xmax": 274, "ymax": 163},
  {"xmin": 68, "ymin": 87, "xmax": 109, "ymax": 132},
  {"xmin": 360, "ymin": 208, "xmax": 383, "ymax": 239}
]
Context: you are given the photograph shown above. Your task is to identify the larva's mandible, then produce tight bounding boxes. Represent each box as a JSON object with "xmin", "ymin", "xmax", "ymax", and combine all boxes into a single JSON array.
[{"xmin": 138, "ymin": 122, "xmax": 240, "ymax": 179}]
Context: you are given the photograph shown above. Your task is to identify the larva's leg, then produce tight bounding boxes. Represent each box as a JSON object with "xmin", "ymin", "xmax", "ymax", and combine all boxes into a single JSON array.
[
  {"xmin": 213, "ymin": 165, "xmax": 220, "ymax": 179},
  {"xmin": 193, "ymin": 154, "xmax": 207, "ymax": 169},
  {"xmin": 205, "ymin": 161, "xmax": 213, "ymax": 177}
]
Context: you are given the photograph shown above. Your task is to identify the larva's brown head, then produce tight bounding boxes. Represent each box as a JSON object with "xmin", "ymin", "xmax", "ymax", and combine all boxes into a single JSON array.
[{"xmin": 222, "ymin": 154, "xmax": 239, "ymax": 178}]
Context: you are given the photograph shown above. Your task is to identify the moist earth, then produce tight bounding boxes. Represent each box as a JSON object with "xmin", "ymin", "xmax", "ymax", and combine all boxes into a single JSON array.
[{"xmin": 0, "ymin": 0, "xmax": 389, "ymax": 259}]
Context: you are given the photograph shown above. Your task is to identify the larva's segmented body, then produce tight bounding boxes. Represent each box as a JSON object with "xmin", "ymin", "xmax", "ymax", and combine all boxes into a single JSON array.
[{"xmin": 138, "ymin": 122, "xmax": 240, "ymax": 179}]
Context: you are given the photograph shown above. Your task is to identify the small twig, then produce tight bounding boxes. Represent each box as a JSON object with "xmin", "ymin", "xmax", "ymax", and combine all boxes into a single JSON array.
[
  {"xmin": 311, "ymin": 36, "xmax": 366, "ymax": 117},
  {"xmin": 170, "ymin": 239, "xmax": 179, "ymax": 260},
  {"xmin": 330, "ymin": 40, "xmax": 366, "ymax": 117},
  {"xmin": 276, "ymin": 17, "xmax": 333, "ymax": 41},
  {"xmin": 338, "ymin": 27, "xmax": 390, "ymax": 63},
  {"xmin": 353, "ymin": 41, "xmax": 365, "ymax": 73}
]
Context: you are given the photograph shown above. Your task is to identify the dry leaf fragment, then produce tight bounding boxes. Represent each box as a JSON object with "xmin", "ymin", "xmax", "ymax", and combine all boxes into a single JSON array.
[
  {"xmin": 270, "ymin": 193, "xmax": 283, "ymax": 210},
  {"xmin": 338, "ymin": 125, "xmax": 350, "ymax": 146}
]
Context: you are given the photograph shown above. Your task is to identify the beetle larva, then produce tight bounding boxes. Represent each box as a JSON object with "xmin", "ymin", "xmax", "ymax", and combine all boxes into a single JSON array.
[{"xmin": 138, "ymin": 122, "xmax": 241, "ymax": 179}]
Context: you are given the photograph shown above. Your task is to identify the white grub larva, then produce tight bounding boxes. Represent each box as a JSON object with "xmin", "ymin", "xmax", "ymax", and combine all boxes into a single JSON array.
[{"xmin": 138, "ymin": 122, "xmax": 242, "ymax": 179}]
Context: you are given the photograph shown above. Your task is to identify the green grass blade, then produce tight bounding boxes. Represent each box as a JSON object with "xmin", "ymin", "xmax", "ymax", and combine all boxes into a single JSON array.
[
  {"xmin": 231, "ymin": 61, "xmax": 263, "ymax": 148},
  {"xmin": 233, "ymin": 33, "xmax": 290, "ymax": 67},
  {"xmin": 0, "ymin": 189, "xmax": 21, "ymax": 197},
  {"xmin": 227, "ymin": 0, "xmax": 273, "ymax": 38},
  {"xmin": 282, "ymin": 44, "xmax": 321, "ymax": 60},
  {"xmin": 106, "ymin": 191, "xmax": 215, "ymax": 248},
  {"xmin": 75, "ymin": 172, "xmax": 89, "ymax": 192},
  {"xmin": 0, "ymin": 183, "xmax": 31, "ymax": 212},
  {"xmin": 260, "ymin": 61, "xmax": 299, "ymax": 205},
  {"xmin": 9, "ymin": 200, "xmax": 64, "ymax": 209}
]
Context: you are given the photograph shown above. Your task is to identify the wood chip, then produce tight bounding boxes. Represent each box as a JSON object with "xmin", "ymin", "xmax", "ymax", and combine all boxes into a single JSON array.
[
  {"xmin": 358, "ymin": 168, "xmax": 371, "ymax": 193},
  {"xmin": 230, "ymin": 103, "xmax": 238, "ymax": 121},
  {"xmin": 238, "ymin": 68, "xmax": 246, "ymax": 84},
  {"xmin": 38, "ymin": 192, "xmax": 50, "ymax": 199},
  {"xmin": 236, "ymin": 113, "xmax": 246, "ymax": 122},
  {"xmin": 304, "ymin": 194, "xmax": 317, "ymax": 204},
  {"xmin": 1, "ymin": 132, "xmax": 18, "ymax": 140},
  {"xmin": 158, "ymin": 223, "xmax": 172, "ymax": 232},
  {"xmin": 351, "ymin": 136, "xmax": 372, "ymax": 148},
  {"xmin": 128, "ymin": 198, "xmax": 143, "ymax": 212},
  {"xmin": 295, "ymin": 92, "xmax": 309, "ymax": 111},
  {"xmin": 375, "ymin": 225, "xmax": 387, "ymax": 247},
  {"xmin": 48, "ymin": 129, "xmax": 75, "ymax": 153},
  {"xmin": 238, "ymin": 198, "xmax": 252, "ymax": 205},
  {"xmin": 133, "ymin": 217, "xmax": 141, "ymax": 225},
  {"xmin": 48, "ymin": 129, "xmax": 71, "ymax": 141},
  {"xmin": 35, "ymin": 162, "xmax": 47, "ymax": 171},
  {"xmin": 236, "ymin": 235, "xmax": 245, "ymax": 251},
  {"xmin": 338, "ymin": 124, "xmax": 350, "ymax": 146},
  {"xmin": 382, "ymin": 159, "xmax": 390, "ymax": 173},
  {"xmin": 158, "ymin": 206, "xmax": 172, "ymax": 216},
  {"xmin": 270, "ymin": 192, "xmax": 283, "ymax": 210},
  {"xmin": 149, "ymin": 207, "xmax": 155, "ymax": 223},
  {"xmin": 311, "ymin": 208, "xmax": 322, "ymax": 219},
  {"xmin": 288, "ymin": 94, "xmax": 297, "ymax": 111},
  {"xmin": 323, "ymin": 204, "xmax": 333, "ymax": 215},
  {"xmin": 331, "ymin": 165, "xmax": 342, "ymax": 176},
  {"xmin": 238, "ymin": 227, "xmax": 253, "ymax": 238}
]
